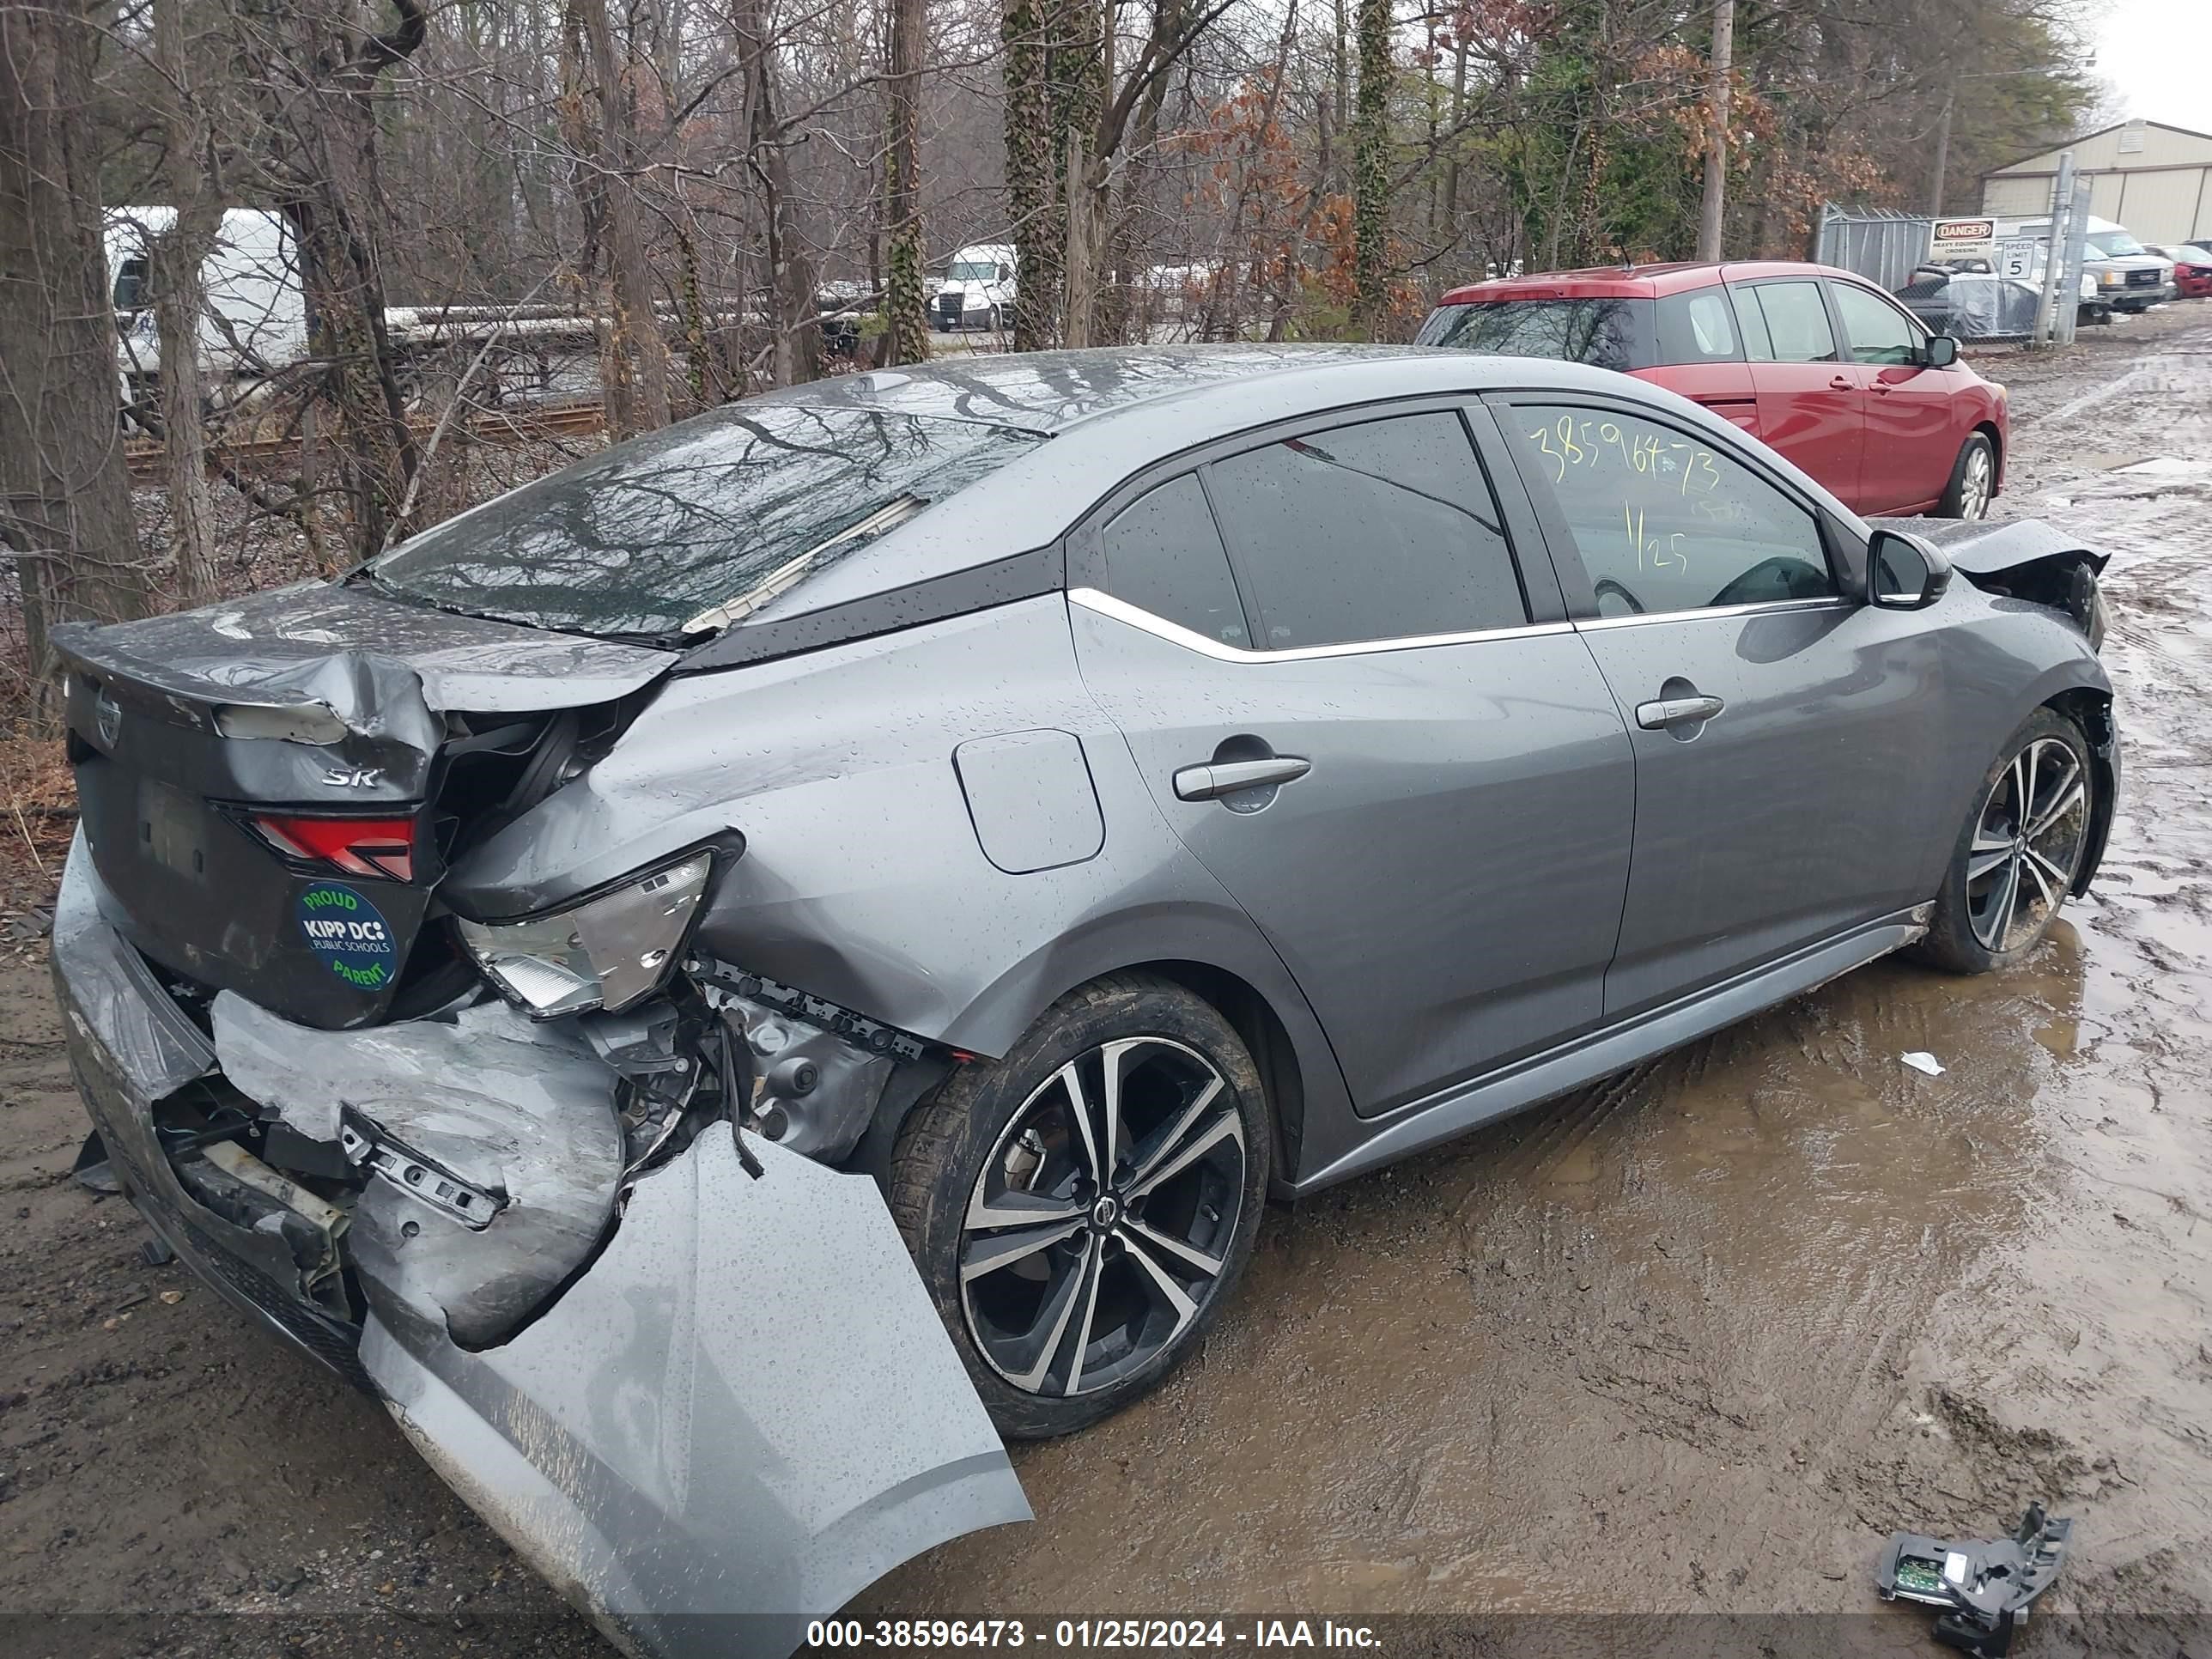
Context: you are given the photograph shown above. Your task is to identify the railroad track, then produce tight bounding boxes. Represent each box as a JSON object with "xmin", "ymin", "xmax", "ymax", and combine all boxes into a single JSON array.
[{"xmin": 125, "ymin": 397, "xmax": 607, "ymax": 481}]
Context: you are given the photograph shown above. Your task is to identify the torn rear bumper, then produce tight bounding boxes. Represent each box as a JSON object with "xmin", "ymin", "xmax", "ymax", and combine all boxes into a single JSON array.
[
  {"xmin": 49, "ymin": 831, "xmax": 1029, "ymax": 1656},
  {"xmin": 367, "ymin": 1125, "xmax": 1029, "ymax": 1658}
]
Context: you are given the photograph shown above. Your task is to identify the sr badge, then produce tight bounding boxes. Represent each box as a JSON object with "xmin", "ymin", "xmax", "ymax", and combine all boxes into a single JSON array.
[{"xmin": 295, "ymin": 881, "xmax": 398, "ymax": 990}]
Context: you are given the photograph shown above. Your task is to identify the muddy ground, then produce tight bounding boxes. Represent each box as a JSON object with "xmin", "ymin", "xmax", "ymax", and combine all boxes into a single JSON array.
[{"xmin": 3, "ymin": 308, "xmax": 2210, "ymax": 1656}]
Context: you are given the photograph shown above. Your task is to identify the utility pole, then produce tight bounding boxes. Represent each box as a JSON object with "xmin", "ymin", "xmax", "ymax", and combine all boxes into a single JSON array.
[
  {"xmin": 1927, "ymin": 84, "xmax": 1954, "ymax": 216},
  {"xmin": 2034, "ymin": 151, "xmax": 2074, "ymax": 349},
  {"xmin": 1696, "ymin": 0, "xmax": 1735, "ymax": 260}
]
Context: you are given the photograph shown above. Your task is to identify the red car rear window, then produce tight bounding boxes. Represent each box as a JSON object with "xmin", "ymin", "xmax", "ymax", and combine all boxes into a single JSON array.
[{"xmin": 1413, "ymin": 298, "xmax": 1650, "ymax": 372}]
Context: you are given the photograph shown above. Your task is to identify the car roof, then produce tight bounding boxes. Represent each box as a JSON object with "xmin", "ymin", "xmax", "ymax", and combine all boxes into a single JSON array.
[
  {"xmin": 732, "ymin": 344, "xmax": 1822, "ymax": 623},
  {"xmin": 1435, "ymin": 259, "xmax": 1869, "ymax": 306},
  {"xmin": 742, "ymin": 344, "xmax": 1413, "ymax": 435}
]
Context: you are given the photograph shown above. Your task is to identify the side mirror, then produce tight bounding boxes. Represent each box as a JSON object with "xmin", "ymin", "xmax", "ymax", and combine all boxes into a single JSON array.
[
  {"xmin": 1868, "ymin": 528, "xmax": 1953, "ymax": 610},
  {"xmin": 1922, "ymin": 334, "xmax": 1960, "ymax": 368}
]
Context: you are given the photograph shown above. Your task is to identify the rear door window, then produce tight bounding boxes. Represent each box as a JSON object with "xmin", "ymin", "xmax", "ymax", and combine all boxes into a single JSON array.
[
  {"xmin": 1655, "ymin": 289, "xmax": 1743, "ymax": 362},
  {"xmin": 1100, "ymin": 473, "xmax": 1252, "ymax": 648},
  {"xmin": 1741, "ymin": 282, "xmax": 1840, "ymax": 364},
  {"xmin": 1828, "ymin": 281, "xmax": 1922, "ymax": 366},
  {"xmin": 1202, "ymin": 410, "xmax": 1528, "ymax": 649}
]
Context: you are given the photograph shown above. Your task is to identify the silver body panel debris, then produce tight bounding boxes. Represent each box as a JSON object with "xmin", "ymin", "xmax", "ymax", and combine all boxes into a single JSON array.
[
  {"xmin": 213, "ymin": 992, "xmax": 625, "ymax": 1348},
  {"xmin": 363, "ymin": 1123, "xmax": 1030, "ymax": 1659}
]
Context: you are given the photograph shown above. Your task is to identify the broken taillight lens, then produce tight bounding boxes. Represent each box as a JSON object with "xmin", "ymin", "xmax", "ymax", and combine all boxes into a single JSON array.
[{"xmin": 249, "ymin": 813, "xmax": 417, "ymax": 881}]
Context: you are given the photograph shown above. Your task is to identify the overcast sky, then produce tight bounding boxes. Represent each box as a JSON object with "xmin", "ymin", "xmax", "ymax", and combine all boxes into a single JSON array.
[{"xmin": 2087, "ymin": 0, "xmax": 2212, "ymax": 134}]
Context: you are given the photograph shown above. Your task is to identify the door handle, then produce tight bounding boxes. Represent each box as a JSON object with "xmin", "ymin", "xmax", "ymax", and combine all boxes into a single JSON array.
[
  {"xmin": 1870, "ymin": 380, "xmax": 1893, "ymax": 394},
  {"xmin": 1828, "ymin": 374, "xmax": 1853, "ymax": 391},
  {"xmin": 1173, "ymin": 756, "xmax": 1311, "ymax": 800},
  {"xmin": 1635, "ymin": 695, "xmax": 1725, "ymax": 731}
]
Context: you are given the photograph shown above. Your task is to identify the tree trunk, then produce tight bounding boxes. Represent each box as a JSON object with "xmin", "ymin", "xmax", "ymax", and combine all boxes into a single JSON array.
[
  {"xmin": 1055, "ymin": 0, "xmax": 1109, "ymax": 350},
  {"xmin": 1048, "ymin": 0, "xmax": 1103, "ymax": 346},
  {"xmin": 276, "ymin": 0, "xmax": 427, "ymax": 559},
  {"xmin": 0, "ymin": 0, "xmax": 149, "ymax": 732},
  {"xmin": 1440, "ymin": 34, "xmax": 1468, "ymax": 261},
  {"xmin": 1927, "ymin": 85, "xmax": 1954, "ymax": 217},
  {"xmin": 1098, "ymin": 0, "xmax": 1181, "ymax": 345},
  {"xmin": 1061, "ymin": 130, "xmax": 1103, "ymax": 347},
  {"xmin": 1002, "ymin": 0, "xmax": 1059, "ymax": 348},
  {"xmin": 734, "ymin": 0, "xmax": 821, "ymax": 386},
  {"xmin": 1696, "ymin": 0, "xmax": 1735, "ymax": 261},
  {"xmin": 1351, "ymin": 0, "xmax": 1390, "ymax": 336},
  {"xmin": 573, "ymin": 0, "xmax": 673, "ymax": 435},
  {"xmin": 152, "ymin": 0, "xmax": 223, "ymax": 606},
  {"xmin": 883, "ymin": 0, "xmax": 929, "ymax": 364},
  {"xmin": 1330, "ymin": 0, "xmax": 1350, "ymax": 194}
]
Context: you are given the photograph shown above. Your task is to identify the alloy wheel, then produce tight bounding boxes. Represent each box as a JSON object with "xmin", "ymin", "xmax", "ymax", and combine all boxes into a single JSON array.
[
  {"xmin": 959, "ymin": 1037, "xmax": 1247, "ymax": 1398},
  {"xmin": 1966, "ymin": 736, "xmax": 2089, "ymax": 952},
  {"xmin": 1960, "ymin": 444, "xmax": 1994, "ymax": 520}
]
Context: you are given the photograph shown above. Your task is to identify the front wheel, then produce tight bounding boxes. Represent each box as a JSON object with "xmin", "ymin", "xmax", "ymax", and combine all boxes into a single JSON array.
[
  {"xmin": 1916, "ymin": 708, "xmax": 2094, "ymax": 973},
  {"xmin": 1937, "ymin": 433, "xmax": 1996, "ymax": 520},
  {"xmin": 890, "ymin": 974, "xmax": 1270, "ymax": 1439}
]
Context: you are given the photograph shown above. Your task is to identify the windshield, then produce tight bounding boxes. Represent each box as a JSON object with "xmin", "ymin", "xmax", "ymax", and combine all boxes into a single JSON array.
[
  {"xmin": 949, "ymin": 260, "xmax": 1000, "ymax": 282},
  {"xmin": 367, "ymin": 406, "xmax": 1043, "ymax": 639},
  {"xmin": 1413, "ymin": 298, "xmax": 1644, "ymax": 371},
  {"xmin": 2087, "ymin": 229, "xmax": 2148, "ymax": 257}
]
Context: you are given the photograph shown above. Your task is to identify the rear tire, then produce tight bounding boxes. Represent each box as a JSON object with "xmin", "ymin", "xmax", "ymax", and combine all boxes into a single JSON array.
[
  {"xmin": 1937, "ymin": 433, "xmax": 1996, "ymax": 520},
  {"xmin": 1915, "ymin": 708, "xmax": 2093, "ymax": 974},
  {"xmin": 890, "ymin": 974, "xmax": 1271, "ymax": 1439}
]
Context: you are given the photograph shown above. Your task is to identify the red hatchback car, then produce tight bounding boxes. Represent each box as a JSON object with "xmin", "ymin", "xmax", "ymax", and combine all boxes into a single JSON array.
[{"xmin": 1417, "ymin": 261, "xmax": 2008, "ymax": 519}]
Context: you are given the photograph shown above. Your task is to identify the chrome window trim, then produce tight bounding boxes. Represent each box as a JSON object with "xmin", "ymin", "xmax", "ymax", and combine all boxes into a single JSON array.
[
  {"xmin": 1067, "ymin": 587, "xmax": 1572, "ymax": 662},
  {"xmin": 1573, "ymin": 596, "xmax": 1852, "ymax": 631}
]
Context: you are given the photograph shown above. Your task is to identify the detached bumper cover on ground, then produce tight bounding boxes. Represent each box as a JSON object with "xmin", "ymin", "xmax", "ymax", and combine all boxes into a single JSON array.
[{"xmin": 49, "ymin": 834, "xmax": 1030, "ymax": 1658}]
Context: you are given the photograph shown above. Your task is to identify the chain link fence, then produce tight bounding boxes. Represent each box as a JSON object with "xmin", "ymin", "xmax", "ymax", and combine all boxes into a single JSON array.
[{"xmin": 1815, "ymin": 207, "xmax": 1935, "ymax": 293}]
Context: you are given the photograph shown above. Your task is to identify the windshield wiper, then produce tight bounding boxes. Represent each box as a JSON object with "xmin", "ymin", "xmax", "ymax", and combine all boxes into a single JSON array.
[
  {"xmin": 352, "ymin": 567, "xmax": 516, "ymax": 629},
  {"xmin": 680, "ymin": 495, "xmax": 928, "ymax": 635}
]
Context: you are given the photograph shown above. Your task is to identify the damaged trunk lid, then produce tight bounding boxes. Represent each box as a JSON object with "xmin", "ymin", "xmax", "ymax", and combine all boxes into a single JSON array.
[{"xmin": 52, "ymin": 581, "xmax": 677, "ymax": 1030}]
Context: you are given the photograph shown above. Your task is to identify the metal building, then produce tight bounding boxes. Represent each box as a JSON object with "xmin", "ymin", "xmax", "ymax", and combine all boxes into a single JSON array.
[{"xmin": 1981, "ymin": 119, "xmax": 2212, "ymax": 243}]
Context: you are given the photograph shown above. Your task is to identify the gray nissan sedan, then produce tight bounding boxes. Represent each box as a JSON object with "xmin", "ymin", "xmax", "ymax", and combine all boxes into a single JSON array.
[{"xmin": 50, "ymin": 346, "xmax": 2115, "ymax": 1654}]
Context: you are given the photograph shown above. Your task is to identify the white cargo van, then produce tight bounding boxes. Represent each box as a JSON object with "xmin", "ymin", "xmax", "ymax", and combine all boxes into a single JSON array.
[
  {"xmin": 105, "ymin": 207, "xmax": 310, "ymax": 386},
  {"xmin": 933, "ymin": 244, "xmax": 1015, "ymax": 331}
]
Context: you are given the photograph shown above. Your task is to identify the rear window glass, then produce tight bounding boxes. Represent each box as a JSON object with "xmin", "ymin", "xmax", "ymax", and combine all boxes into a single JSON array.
[
  {"xmin": 1413, "ymin": 299, "xmax": 1647, "ymax": 371},
  {"xmin": 366, "ymin": 407, "xmax": 1042, "ymax": 640},
  {"xmin": 1101, "ymin": 473, "xmax": 1252, "ymax": 648},
  {"xmin": 1655, "ymin": 289, "xmax": 1741, "ymax": 362}
]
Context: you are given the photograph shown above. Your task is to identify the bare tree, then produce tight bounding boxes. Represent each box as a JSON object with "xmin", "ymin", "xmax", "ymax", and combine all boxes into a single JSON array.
[
  {"xmin": 735, "ymin": 0, "xmax": 823, "ymax": 386},
  {"xmin": 1351, "ymin": 0, "xmax": 1388, "ymax": 334},
  {"xmin": 1003, "ymin": 0, "xmax": 1060, "ymax": 348},
  {"xmin": 1, "ymin": 0, "xmax": 150, "ymax": 730},
  {"xmin": 567, "ymin": 0, "xmax": 674, "ymax": 438},
  {"xmin": 266, "ymin": 0, "xmax": 429, "ymax": 557},
  {"xmin": 150, "ymin": 0, "xmax": 225, "ymax": 603},
  {"xmin": 884, "ymin": 0, "xmax": 930, "ymax": 362},
  {"xmin": 1695, "ymin": 0, "xmax": 1735, "ymax": 260}
]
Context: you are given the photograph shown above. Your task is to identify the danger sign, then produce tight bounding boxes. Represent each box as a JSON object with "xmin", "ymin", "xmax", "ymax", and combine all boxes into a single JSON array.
[{"xmin": 1929, "ymin": 218, "xmax": 1998, "ymax": 262}]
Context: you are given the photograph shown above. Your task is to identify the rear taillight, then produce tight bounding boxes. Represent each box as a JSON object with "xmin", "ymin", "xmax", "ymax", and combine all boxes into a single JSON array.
[{"xmin": 248, "ymin": 813, "xmax": 418, "ymax": 881}]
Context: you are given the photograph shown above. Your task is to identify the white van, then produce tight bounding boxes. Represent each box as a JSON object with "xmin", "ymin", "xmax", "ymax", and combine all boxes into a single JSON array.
[
  {"xmin": 933, "ymin": 244, "xmax": 1016, "ymax": 331},
  {"xmin": 105, "ymin": 207, "xmax": 310, "ymax": 385}
]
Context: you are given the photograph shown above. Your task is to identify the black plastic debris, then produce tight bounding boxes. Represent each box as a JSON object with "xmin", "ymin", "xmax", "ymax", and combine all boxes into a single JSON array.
[
  {"xmin": 70, "ymin": 1130, "xmax": 120, "ymax": 1195},
  {"xmin": 1877, "ymin": 1504, "xmax": 2073, "ymax": 1658}
]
